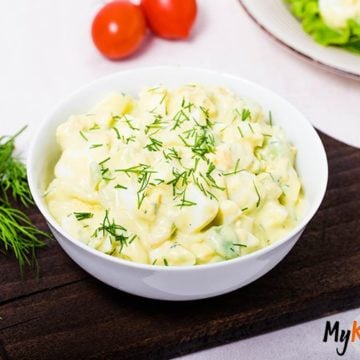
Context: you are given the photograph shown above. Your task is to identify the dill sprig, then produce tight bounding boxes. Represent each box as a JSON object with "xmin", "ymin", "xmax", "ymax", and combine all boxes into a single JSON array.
[
  {"xmin": 0, "ymin": 126, "xmax": 33, "ymax": 206},
  {"xmin": 0, "ymin": 204, "xmax": 48, "ymax": 271},
  {"xmin": 0, "ymin": 126, "xmax": 50, "ymax": 272}
]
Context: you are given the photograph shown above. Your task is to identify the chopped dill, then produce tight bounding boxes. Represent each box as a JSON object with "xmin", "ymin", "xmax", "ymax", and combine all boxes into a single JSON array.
[
  {"xmin": 248, "ymin": 123, "xmax": 254, "ymax": 134},
  {"xmin": 269, "ymin": 111, "xmax": 273, "ymax": 127},
  {"xmin": 254, "ymin": 181, "xmax": 261, "ymax": 207},
  {"xmin": 144, "ymin": 137, "xmax": 163, "ymax": 152},
  {"xmin": 79, "ymin": 130, "xmax": 88, "ymax": 141},
  {"xmin": 74, "ymin": 212, "xmax": 94, "ymax": 221},
  {"xmin": 233, "ymin": 243, "xmax": 247, "ymax": 248},
  {"xmin": 237, "ymin": 126, "xmax": 244, "ymax": 138},
  {"xmin": 241, "ymin": 108, "xmax": 251, "ymax": 121},
  {"xmin": 90, "ymin": 144, "xmax": 103, "ymax": 149},
  {"xmin": 93, "ymin": 210, "xmax": 135, "ymax": 253}
]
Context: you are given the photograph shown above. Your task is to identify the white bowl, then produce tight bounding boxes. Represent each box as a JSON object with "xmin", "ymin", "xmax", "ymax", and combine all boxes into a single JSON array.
[{"xmin": 27, "ymin": 66, "xmax": 328, "ymax": 301}]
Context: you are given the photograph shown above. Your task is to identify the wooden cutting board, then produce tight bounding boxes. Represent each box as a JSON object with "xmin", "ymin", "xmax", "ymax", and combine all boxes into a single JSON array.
[{"xmin": 0, "ymin": 132, "xmax": 359, "ymax": 360}]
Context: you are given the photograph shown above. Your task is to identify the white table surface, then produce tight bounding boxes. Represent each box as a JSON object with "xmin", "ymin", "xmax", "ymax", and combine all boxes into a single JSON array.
[{"xmin": 0, "ymin": 0, "xmax": 359, "ymax": 359}]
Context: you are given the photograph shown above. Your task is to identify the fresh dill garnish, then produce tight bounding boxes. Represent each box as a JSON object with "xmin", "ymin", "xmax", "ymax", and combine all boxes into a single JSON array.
[
  {"xmin": 79, "ymin": 130, "xmax": 88, "ymax": 141},
  {"xmin": 113, "ymin": 127, "xmax": 136, "ymax": 144},
  {"xmin": 172, "ymin": 109, "xmax": 190, "ymax": 130},
  {"xmin": 160, "ymin": 93, "xmax": 167, "ymax": 104},
  {"xmin": 222, "ymin": 159, "xmax": 244, "ymax": 176},
  {"xmin": 112, "ymin": 127, "xmax": 121, "ymax": 139},
  {"xmin": 152, "ymin": 259, "xmax": 157, "ymax": 265},
  {"xmin": 176, "ymin": 198, "xmax": 197, "ymax": 207},
  {"xmin": 200, "ymin": 106, "xmax": 210, "ymax": 119},
  {"xmin": 0, "ymin": 126, "xmax": 50, "ymax": 272},
  {"xmin": 93, "ymin": 210, "xmax": 135, "ymax": 253},
  {"xmin": 269, "ymin": 111, "xmax": 273, "ymax": 127},
  {"xmin": 114, "ymin": 184, "xmax": 128, "ymax": 190},
  {"xmin": 145, "ymin": 115, "xmax": 167, "ymax": 135},
  {"xmin": 89, "ymin": 123, "xmax": 100, "ymax": 130},
  {"xmin": 116, "ymin": 164, "xmax": 156, "ymax": 208},
  {"xmin": 167, "ymin": 168, "xmax": 189, "ymax": 191},
  {"xmin": 241, "ymin": 108, "xmax": 251, "ymax": 121},
  {"xmin": 98, "ymin": 158, "xmax": 114, "ymax": 181},
  {"xmin": 99, "ymin": 167, "xmax": 114, "ymax": 181},
  {"xmin": 152, "ymin": 178, "xmax": 165, "ymax": 185},
  {"xmin": 254, "ymin": 181, "xmax": 261, "ymax": 207},
  {"xmin": 248, "ymin": 123, "xmax": 255, "ymax": 134},
  {"xmin": 123, "ymin": 114, "xmax": 140, "ymax": 131},
  {"xmin": 0, "ymin": 205, "xmax": 49, "ymax": 272},
  {"xmin": 192, "ymin": 131, "xmax": 215, "ymax": 157},
  {"xmin": 98, "ymin": 157, "xmax": 111, "ymax": 166},
  {"xmin": 237, "ymin": 126, "xmax": 244, "ymax": 138},
  {"xmin": 162, "ymin": 147, "xmax": 182, "ymax": 162},
  {"xmin": 183, "ymin": 127, "xmax": 196, "ymax": 139},
  {"xmin": 89, "ymin": 144, "xmax": 103, "ymax": 149},
  {"xmin": 74, "ymin": 212, "xmax": 93, "ymax": 221},
  {"xmin": 116, "ymin": 164, "xmax": 156, "ymax": 176},
  {"xmin": 241, "ymin": 207, "xmax": 248, "ymax": 212},
  {"xmin": 0, "ymin": 126, "xmax": 33, "ymax": 206},
  {"xmin": 233, "ymin": 243, "xmax": 247, "ymax": 248},
  {"xmin": 144, "ymin": 137, "xmax": 163, "ymax": 152},
  {"xmin": 163, "ymin": 258, "xmax": 169, "ymax": 266},
  {"xmin": 180, "ymin": 128, "xmax": 215, "ymax": 159}
]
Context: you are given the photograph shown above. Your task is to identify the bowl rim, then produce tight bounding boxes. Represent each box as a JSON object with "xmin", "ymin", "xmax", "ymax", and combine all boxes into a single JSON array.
[{"xmin": 27, "ymin": 65, "xmax": 328, "ymax": 272}]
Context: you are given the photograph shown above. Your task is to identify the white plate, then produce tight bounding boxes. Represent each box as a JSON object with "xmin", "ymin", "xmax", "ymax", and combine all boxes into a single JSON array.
[{"xmin": 240, "ymin": 0, "xmax": 360, "ymax": 79}]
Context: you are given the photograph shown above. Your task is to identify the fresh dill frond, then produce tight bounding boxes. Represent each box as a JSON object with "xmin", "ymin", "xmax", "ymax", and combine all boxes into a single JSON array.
[
  {"xmin": 0, "ymin": 126, "xmax": 33, "ymax": 206},
  {"xmin": 0, "ymin": 203, "xmax": 49, "ymax": 272},
  {"xmin": 0, "ymin": 126, "xmax": 50, "ymax": 272}
]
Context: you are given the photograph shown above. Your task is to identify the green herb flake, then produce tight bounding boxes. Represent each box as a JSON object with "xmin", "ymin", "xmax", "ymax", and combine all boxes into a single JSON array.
[
  {"xmin": 99, "ymin": 157, "xmax": 111, "ymax": 166},
  {"xmin": 254, "ymin": 181, "xmax": 261, "ymax": 208},
  {"xmin": 233, "ymin": 243, "xmax": 247, "ymax": 248},
  {"xmin": 114, "ymin": 184, "xmax": 128, "ymax": 190},
  {"xmin": 241, "ymin": 108, "xmax": 251, "ymax": 121},
  {"xmin": 79, "ymin": 130, "xmax": 88, "ymax": 141},
  {"xmin": 90, "ymin": 144, "xmax": 103, "ymax": 149},
  {"xmin": 74, "ymin": 212, "xmax": 94, "ymax": 221},
  {"xmin": 269, "ymin": 111, "xmax": 273, "ymax": 127}
]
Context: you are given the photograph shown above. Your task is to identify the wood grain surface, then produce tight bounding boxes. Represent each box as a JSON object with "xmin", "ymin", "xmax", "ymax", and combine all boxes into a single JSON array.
[{"xmin": 0, "ymin": 132, "xmax": 359, "ymax": 360}]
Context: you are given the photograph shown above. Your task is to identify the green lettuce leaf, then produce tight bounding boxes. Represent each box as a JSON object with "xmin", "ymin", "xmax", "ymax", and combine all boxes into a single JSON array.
[{"xmin": 286, "ymin": 0, "xmax": 360, "ymax": 54}]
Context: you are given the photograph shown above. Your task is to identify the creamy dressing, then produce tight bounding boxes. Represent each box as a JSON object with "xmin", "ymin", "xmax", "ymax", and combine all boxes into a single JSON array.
[{"xmin": 45, "ymin": 85, "xmax": 304, "ymax": 266}]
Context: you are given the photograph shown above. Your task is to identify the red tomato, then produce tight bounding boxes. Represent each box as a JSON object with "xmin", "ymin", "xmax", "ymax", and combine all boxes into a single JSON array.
[
  {"xmin": 141, "ymin": 0, "xmax": 197, "ymax": 40},
  {"xmin": 91, "ymin": 1, "xmax": 147, "ymax": 60}
]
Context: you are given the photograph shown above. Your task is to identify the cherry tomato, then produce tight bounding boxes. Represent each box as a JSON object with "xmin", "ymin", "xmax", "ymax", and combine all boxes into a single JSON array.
[
  {"xmin": 91, "ymin": 1, "xmax": 147, "ymax": 60},
  {"xmin": 141, "ymin": 0, "xmax": 197, "ymax": 40}
]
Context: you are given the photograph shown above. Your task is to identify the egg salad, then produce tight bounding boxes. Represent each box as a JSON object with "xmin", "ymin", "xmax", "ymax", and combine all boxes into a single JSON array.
[
  {"xmin": 286, "ymin": 0, "xmax": 360, "ymax": 53},
  {"xmin": 319, "ymin": 0, "xmax": 360, "ymax": 28},
  {"xmin": 45, "ymin": 85, "xmax": 304, "ymax": 266}
]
